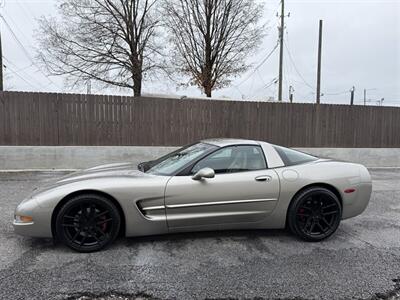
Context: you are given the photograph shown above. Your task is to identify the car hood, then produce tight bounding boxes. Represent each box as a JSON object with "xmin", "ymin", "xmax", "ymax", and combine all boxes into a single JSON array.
[
  {"xmin": 56, "ymin": 162, "xmax": 150, "ymax": 183},
  {"xmin": 28, "ymin": 163, "xmax": 152, "ymax": 198}
]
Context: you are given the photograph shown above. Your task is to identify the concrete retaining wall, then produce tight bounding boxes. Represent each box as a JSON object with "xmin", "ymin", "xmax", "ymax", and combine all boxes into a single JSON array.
[
  {"xmin": 0, "ymin": 147, "xmax": 177, "ymax": 171},
  {"xmin": 0, "ymin": 146, "xmax": 399, "ymax": 170},
  {"xmin": 297, "ymin": 148, "xmax": 400, "ymax": 168}
]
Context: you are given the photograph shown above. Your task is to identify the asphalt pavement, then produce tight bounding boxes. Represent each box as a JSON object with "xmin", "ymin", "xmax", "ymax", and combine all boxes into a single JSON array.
[{"xmin": 0, "ymin": 169, "xmax": 399, "ymax": 300}]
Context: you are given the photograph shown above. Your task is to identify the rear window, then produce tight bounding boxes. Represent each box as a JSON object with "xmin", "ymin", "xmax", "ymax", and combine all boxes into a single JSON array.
[{"xmin": 273, "ymin": 145, "xmax": 318, "ymax": 166}]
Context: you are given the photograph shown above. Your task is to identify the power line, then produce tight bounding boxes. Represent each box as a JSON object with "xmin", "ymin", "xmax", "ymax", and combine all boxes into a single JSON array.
[
  {"xmin": 11, "ymin": 63, "xmax": 33, "ymax": 73},
  {"xmin": 2, "ymin": 12, "xmax": 32, "ymax": 46},
  {"xmin": 283, "ymin": 48, "xmax": 291, "ymax": 100},
  {"xmin": 235, "ymin": 41, "xmax": 279, "ymax": 87},
  {"xmin": 3, "ymin": 56, "xmax": 46, "ymax": 88},
  {"xmin": 264, "ymin": 77, "xmax": 279, "ymax": 90},
  {"xmin": 1, "ymin": 16, "xmax": 34, "ymax": 62},
  {"xmin": 283, "ymin": 37, "xmax": 315, "ymax": 91},
  {"xmin": 249, "ymin": 71, "xmax": 256, "ymax": 97},
  {"xmin": 4, "ymin": 64, "xmax": 40, "ymax": 90},
  {"xmin": 0, "ymin": 14, "xmax": 61, "ymax": 89},
  {"xmin": 256, "ymin": 69, "xmax": 267, "ymax": 86},
  {"xmin": 323, "ymin": 90, "xmax": 349, "ymax": 96},
  {"xmin": 256, "ymin": 42, "xmax": 280, "ymax": 71},
  {"xmin": 3, "ymin": 56, "xmax": 34, "ymax": 73},
  {"xmin": 16, "ymin": 0, "xmax": 37, "ymax": 20},
  {"xmin": 266, "ymin": 0, "xmax": 282, "ymax": 23},
  {"xmin": 253, "ymin": 75, "xmax": 278, "ymax": 96}
]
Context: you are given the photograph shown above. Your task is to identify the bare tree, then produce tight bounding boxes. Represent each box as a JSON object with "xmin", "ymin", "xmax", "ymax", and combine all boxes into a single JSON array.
[
  {"xmin": 37, "ymin": 0, "xmax": 163, "ymax": 96},
  {"xmin": 164, "ymin": 0, "xmax": 265, "ymax": 97}
]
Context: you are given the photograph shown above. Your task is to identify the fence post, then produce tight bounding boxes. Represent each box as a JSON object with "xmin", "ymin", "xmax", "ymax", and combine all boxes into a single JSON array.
[{"xmin": 55, "ymin": 93, "xmax": 60, "ymax": 146}]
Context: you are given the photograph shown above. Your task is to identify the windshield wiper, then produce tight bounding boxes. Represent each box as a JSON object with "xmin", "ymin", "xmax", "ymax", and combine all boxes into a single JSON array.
[
  {"xmin": 137, "ymin": 162, "xmax": 145, "ymax": 172},
  {"xmin": 138, "ymin": 161, "xmax": 156, "ymax": 172}
]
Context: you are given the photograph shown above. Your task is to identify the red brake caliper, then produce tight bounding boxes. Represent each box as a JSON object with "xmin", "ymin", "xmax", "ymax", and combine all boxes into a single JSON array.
[
  {"xmin": 100, "ymin": 215, "xmax": 107, "ymax": 231},
  {"xmin": 298, "ymin": 208, "xmax": 305, "ymax": 221}
]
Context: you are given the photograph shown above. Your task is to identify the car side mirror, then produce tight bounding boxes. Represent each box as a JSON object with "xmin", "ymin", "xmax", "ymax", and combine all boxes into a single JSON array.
[{"xmin": 192, "ymin": 168, "xmax": 215, "ymax": 181}]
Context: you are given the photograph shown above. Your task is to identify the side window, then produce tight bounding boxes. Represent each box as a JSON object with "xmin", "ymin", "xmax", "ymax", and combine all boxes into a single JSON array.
[
  {"xmin": 192, "ymin": 145, "xmax": 267, "ymax": 174},
  {"xmin": 210, "ymin": 147, "xmax": 232, "ymax": 159},
  {"xmin": 273, "ymin": 145, "xmax": 317, "ymax": 166}
]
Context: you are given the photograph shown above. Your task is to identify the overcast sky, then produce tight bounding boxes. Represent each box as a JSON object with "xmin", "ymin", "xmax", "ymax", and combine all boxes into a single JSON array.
[{"xmin": 1, "ymin": 0, "xmax": 399, "ymax": 106}]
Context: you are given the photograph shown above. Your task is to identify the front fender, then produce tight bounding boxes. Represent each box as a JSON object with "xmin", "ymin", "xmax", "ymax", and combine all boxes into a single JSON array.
[{"xmin": 14, "ymin": 175, "xmax": 171, "ymax": 239}]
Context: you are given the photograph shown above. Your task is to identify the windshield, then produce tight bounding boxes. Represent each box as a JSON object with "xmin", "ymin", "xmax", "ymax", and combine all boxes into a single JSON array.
[{"xmin": 146, "ymin": 143, "xmax": 217, "ymax": 176}]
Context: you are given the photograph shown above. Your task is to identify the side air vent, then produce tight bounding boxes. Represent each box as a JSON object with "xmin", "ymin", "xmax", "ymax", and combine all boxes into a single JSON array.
[{"xmin": 136, "ymin": 200, "xmax": 166, "ymax": 221}]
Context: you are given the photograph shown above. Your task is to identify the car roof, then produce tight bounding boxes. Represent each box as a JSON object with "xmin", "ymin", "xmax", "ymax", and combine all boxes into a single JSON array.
[{"xmin": 200, "ymin": 138, "xmax": 264, "ymax": 147}]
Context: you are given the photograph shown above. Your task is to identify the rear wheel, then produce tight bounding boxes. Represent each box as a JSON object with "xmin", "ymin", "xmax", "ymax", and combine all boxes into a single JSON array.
[
  {"xmin": 55, "ymin": 194, "xmax": 121, "ymax": 252},
  {"xmin": 288, "ymin": 187, "xmax": 342, "ymax": 241}
]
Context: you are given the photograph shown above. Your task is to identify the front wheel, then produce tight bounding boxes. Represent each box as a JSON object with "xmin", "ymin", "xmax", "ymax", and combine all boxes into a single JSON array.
[
  {"xmin": 55, "ymin": 194, "xmax": 121, "ymax": 252},
  {"xmin": 287, "ymin": 187, "xmax": 342, "ymax": 242}
]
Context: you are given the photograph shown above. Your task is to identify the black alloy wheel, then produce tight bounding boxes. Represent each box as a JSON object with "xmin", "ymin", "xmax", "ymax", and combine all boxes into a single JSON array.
[
  {"xmin": 56, "ymin": 194, "xmax": 121, "ymax": 252},
  {"xmin": 288, "ymin": 187, "xmax": 342, "ymax": 241}
]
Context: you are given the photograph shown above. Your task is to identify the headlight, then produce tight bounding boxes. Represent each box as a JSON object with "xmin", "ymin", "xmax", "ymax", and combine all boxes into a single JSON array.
[{"xmin": 14, "ymin": 215, "xmax": 33, "ymax": 223}]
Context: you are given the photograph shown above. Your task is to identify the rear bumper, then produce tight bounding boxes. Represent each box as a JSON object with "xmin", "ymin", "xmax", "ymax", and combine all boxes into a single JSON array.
[{"xmin": 342, "ymin": 181, "xmax": 372, "ymax": 219}]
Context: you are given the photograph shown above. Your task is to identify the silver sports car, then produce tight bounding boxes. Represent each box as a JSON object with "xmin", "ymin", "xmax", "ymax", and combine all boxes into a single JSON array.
[{"xmin": 14, "ymin": 139, "xmax": 372, "ymax": 252}]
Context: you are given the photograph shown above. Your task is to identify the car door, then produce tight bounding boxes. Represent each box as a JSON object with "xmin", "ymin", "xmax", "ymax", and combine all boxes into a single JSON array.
[{"xmin": 164, "ymin": 145, "xmax": 280, "ymax": 229}]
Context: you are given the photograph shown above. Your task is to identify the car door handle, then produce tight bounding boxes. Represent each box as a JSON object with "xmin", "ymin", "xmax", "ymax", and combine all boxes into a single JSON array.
[{"xmin": 255, "ymin": 175, "xmax": 272, "ymax": 182}]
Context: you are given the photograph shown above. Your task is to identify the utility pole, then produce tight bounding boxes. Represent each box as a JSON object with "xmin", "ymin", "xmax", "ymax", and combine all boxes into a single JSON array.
[
  {"xmin": 364, "ymin": 89, "xmax": 366, "ymax": 106},
  {"xmin": 87, "ymin": 79, "xmax": 91, "ymax": 94},
  {"xmin": 289, "ymin": 85, "xmax": 294, "ymax": 103},
  {"xmin": 350, "ymin": 86, "xmax": 355, "ymax": 105},
  {"xmin": 278, "ymin": 0, "xmax": 285, "ymax": 102},
  {"xmin": 363, "ymin": 88, "xmax": 377, "ymax": 106},
  {"xmin": 316, "ymin": 20, "xmax": 323, "ymax": 104}
]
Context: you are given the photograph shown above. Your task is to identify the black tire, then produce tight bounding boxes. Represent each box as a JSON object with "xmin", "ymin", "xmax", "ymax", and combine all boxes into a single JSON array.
[
  {"xmin": 55, "ymin": 194, "xmax": 121, "ymax": 252},
  {"xmin": 287, "ymin": 187, "xmax": 342, "ymax": 242}
]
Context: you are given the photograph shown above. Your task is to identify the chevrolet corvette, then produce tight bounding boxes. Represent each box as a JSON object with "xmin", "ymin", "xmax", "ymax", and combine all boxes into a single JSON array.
[{"xmin": 13, "ymin": 139, "xmax": 372, "ymax": 252}]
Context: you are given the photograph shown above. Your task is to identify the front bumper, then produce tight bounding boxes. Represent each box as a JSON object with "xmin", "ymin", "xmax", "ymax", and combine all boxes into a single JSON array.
[
  {"xmin": 13, "ymin": 220, "xmax": 37, "ymax": 236},
  {"xmin": 13, "ymin": 199, "xmax": 53, "ymax": 238}
]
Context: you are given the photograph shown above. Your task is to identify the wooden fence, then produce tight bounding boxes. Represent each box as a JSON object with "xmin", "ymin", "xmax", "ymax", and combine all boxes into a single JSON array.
[{"xmin": 0, "ymin": 91, "xmax": 399, "ymax": 147}]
